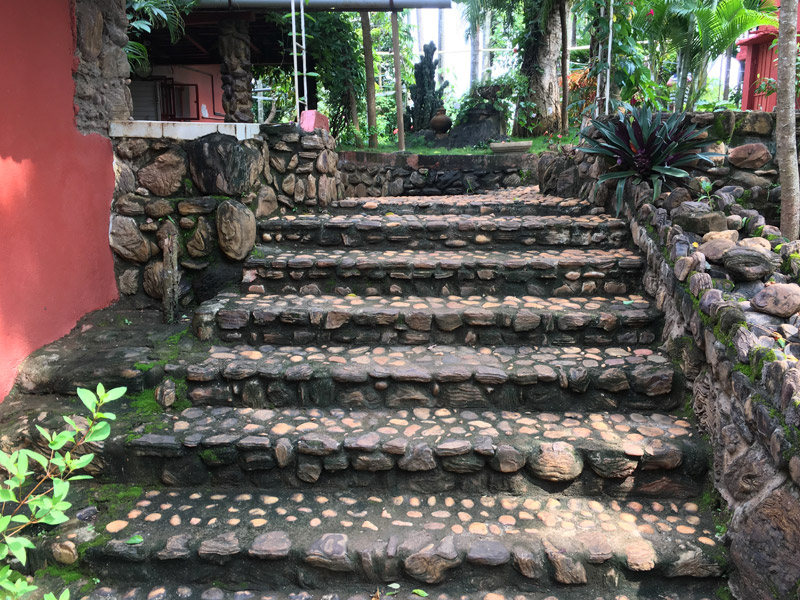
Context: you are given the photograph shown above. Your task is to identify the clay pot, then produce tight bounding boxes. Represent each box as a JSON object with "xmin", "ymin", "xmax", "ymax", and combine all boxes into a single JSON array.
[{"xmin": 429, "ymin": 108, "xmax": 452, "ymax": 134}]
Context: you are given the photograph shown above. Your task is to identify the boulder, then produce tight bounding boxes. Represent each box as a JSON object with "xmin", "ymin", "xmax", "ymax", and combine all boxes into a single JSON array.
[
  {"xmin": 671, "ymin": 202, "xmax": 726, "ymax": 235},
  {"xmin": 751, "ymin": 283, "xmax": 800, "ymax": 318},
  {"xmin": 186, "ymin": 133, "xmax": 260, "ymax": 196},
  {"xmin": 217, "ymin": 200, "xmax": 256, "ymax": 260},
  {"xmin": 728, "ymin": 143, "xmax": 772, "ymax": 169},
  {"xmin": 699, "ymin": 239, "xmax": 735, "ymax": 263},
  {"xmin": 722, "ymin": 246, "xmax": 775, "ymax": 281},
  {"xmin": 137, "ymin": 150, "xmax": 186, "ymax": 196},
  {"xmin": 109, "ymin": 215, "xmax": 153, "ymax": 263}
]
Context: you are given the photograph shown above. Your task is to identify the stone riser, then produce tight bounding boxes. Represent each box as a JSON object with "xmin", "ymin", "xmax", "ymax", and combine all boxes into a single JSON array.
[
  {"xmin": 243, "ymin": 270, "xmax": 641, "ymax": 299},
  {"xmin": 62, "ymin": 583, "xmax": 724, "ymax": 600},
  {"xmin": 83, "ymin": 551, "xmax": 722, "ymax": 592},
  {"xmin": 196, "ymin": 294, "xmax": 662, "ymax": 349},
  {"xmin": 212, "ymin": 325, "xmax": 658, "ymax": 349},
  {"xmin": 186, "ymin": 379, "xmax": 680, "ymax": 413},
  {"xmin": 122, "ymin": 448, "xmax": 705, "ymax": 499},
  {"xmin": 256, "ymin": 220, "xmax": 629, "ymax": 251}
]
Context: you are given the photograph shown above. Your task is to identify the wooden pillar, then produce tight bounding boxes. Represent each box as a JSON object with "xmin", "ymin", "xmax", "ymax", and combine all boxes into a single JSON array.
[
  {"xmin": 391, "ymin": 11, "xmax": 406, "ymax": 151},
  {"xmin": 360, "ymin": 11, "xmax": 378, "ymax": 148}
]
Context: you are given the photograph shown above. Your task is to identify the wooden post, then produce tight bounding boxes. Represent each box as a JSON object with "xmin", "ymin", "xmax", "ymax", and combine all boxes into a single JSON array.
[
  {"xmin": 391, "ymin": 10, "xmax": 406, "ymax": 151},
  {"xmin": 360, "ymin": 11, "xmax": 378, "ymax": 148}
]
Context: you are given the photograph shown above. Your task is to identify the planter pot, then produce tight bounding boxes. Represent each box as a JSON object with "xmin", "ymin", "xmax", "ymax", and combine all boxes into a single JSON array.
[{"xmin": 429, "ymin": 108, "xmax": 453, "ymax": 134}]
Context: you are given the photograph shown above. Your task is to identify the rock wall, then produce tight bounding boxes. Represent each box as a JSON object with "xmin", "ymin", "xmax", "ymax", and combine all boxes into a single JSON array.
[
  {"xmin": 109, "ymin": 125, "xmax": 342, "ymax": 307},
  {"xmin": 541, "ymin": 111, "xmax": 797, "ymax": 224},
  {"xmin": 622, "ymin": 182, "xmax": 800, "ymax": 600},
  {"xmin": 337, "ymin": 151, "xmax": 539, "ymax": 197},
  {"xmin": 73, "ymin": 0, "xmax": 132, "ymax": 134}
]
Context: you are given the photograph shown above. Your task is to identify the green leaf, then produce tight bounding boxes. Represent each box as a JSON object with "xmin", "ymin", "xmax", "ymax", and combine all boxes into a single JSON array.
[
  {"xmin": 126, "ymin": 534, "xmax": 144, "ymax": 545},
  {"xmin": 412, "ymin": 590, "xmax": 429, "ymax": 597},
  {"xmin": 101, "ymin": 386, "xmax": 127, "ymax": 403},
  {"xmin": 77, "ymin": 387, "xmax": 98, "ymax": 412},
  {"xmin": 0, "ymin": 488, "xmax": 15, "ymax": 503},
  {"xmin": 388, "ymin": 584, "xmax": 401, "ymax": 590},
  {"xmin": 623, "ymin": 300, "xmax": 634, "ymax": 305},
  {"xmin": 85, "ymin": 421, "xmax": 111, "ymax": 443},
  {"xmin": 7, "ymin": 536, "xmax": 35, "ymax": 565}
]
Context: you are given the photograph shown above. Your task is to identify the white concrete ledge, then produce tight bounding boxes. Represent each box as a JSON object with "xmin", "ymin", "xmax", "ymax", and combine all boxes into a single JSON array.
[{"xmin": 109, "ymin": 120, "xmax": 261, "ymax": 141}]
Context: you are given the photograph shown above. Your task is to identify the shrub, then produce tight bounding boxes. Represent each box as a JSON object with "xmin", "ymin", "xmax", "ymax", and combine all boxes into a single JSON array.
[
  {"xmin": 0, "ymin": 384, "xmax": 122, "ymax": 599},
  {"xmin": 581, "ymin": 104, "xmax": 715, "ymax": 215}
]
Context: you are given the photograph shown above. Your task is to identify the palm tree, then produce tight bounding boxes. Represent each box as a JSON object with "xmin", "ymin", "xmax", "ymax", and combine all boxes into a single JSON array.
[{"xmin": 633, "ymin": 0, "xmax": 777, "ymax": 111}]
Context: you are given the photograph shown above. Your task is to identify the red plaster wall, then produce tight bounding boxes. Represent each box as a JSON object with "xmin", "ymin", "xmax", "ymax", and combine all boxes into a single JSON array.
[{"xmin": 0, "ymin": 0, "xmax": 119, "ymax": 399}]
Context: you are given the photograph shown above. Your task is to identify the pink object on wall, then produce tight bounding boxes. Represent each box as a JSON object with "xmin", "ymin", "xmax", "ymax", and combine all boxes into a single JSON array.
[
  {"xmin": 0, "ymin": 0, "xmax": 118, "ymax": 400},
  {"xmin": 299, "ymin": 110, "xmax": 330, "ymax": 132}
]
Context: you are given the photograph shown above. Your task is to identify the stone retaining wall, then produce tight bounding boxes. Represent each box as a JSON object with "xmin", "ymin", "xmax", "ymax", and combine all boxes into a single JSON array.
[
  {"xmin": 337, "ymin": 151, "xmax": 539, "ymax": 197},
  {"xmin": 621, "ymin": 181, "xmax": 800, "ymax": 599},
  {"xmin": 541, "ymin": 111, "xmax": 798, "ymax": 224},
  {"xmin": 74, "ymin": 0, "xmax": 132, "ymax": 134},
  {"xmin": 109, "ymin": 125, "xmax": 343, "ymax": 307}
]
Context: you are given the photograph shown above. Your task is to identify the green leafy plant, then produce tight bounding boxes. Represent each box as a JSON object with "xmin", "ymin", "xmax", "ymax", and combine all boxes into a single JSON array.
[
  {"xmin": 125, "ymin": 0, "xmax": 195, "ymax": 73},
  {"xmin": 0, "ymin": 384, "xmax": 123, "ymax": 599},
  {"xmin": 581, "ymin": 104, "xmax": 715, "ymax": 215}
]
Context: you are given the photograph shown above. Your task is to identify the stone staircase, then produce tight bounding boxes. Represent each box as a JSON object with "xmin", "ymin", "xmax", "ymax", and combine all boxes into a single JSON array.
[{"xmin": 6, "ymin": 189, "xmax": 728, "ymax": 600}]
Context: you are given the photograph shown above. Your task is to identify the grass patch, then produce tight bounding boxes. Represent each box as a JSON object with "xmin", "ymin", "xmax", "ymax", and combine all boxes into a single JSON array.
[{"xmin": 34, "ymin": 563, "xmax": 83, "ymax": 585}]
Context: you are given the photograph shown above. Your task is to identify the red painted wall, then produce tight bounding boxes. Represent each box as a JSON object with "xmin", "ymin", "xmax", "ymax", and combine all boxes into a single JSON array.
[{"xmin": 0, "ymin": 0, "xmax": 119, "ymax": 399}]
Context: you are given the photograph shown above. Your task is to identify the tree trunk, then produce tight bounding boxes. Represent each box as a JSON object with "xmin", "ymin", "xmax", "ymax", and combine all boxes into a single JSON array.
[
  {"xmin": 722, "ymin": 44, "xmax": 733, "ymax": 101},
  {"xmin": 483, "ymin": 11, "xmax": 492, "ymax": 81},
  {"xmin": 416, "ymin": 8, "xmax": 424, "ymax": 55},
  {"xmin": 348, "ymin": 82, "xmax": 362, "ymax": 147},
  {"xmin": 560, "ymin": 0, "xmax": 569, "ymax": 133},
  {"xmin": 470, "ymin": 25, "xmax": 480, "ymax": 86},
  {"xmin": 437, "ymin": 9, "xmax": 445, "ymax": 85},
  {"xmin": 391, "ymin": 11, "xmax": 406, "ymax": 151},
  {"xmin": 778, "ymin": 0, "xmax": 799, "ymax": 240},
  {"xmin": 514, "ymin": 6, "xmax": 561, "ymax": 136},
  {"xmin": 360, "ymin": 11, "xmax": 378, "ymax": 148}
]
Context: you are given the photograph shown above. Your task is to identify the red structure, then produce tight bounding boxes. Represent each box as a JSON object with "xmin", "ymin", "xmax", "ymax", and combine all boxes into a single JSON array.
[
  {"xmin": 0, "ymin": 1, "xmax": 119, "ymax": 399},
  {"xmin": 737, "ymin": 1, "xmax": 800, "ymax": 111}
]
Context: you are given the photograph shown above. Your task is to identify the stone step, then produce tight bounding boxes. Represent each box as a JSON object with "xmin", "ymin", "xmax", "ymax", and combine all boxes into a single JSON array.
[
  {"xmin": 78, "ymin": 487, "xmax": 725, "ymax": 591},
  {"xmin": 256, "ymin": 213, "xmax": 629, "ymax": 250},
  {"xmin": 242, "ymin": 247, "xmax": 645, "ymax": 298},
  {"xmin": 47, "ymin": 583, "xmax": 725, "ymax": 600},
  {"xmin": 330, "ymin": 187, "xmax": 594, "ymax": 216},
  {"xmin": 122, "ymin": 406, "xmax": 706, "ymax": 497},
  {"xmin": 194, "ymin": 293, "xmax": 662, "ymax": 348},
  {"xmin": 179, "ymin": 344, "xmax": 679, "ymax": 412}
]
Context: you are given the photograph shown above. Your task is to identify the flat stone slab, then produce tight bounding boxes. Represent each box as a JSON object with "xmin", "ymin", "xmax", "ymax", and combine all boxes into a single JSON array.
[
  {"xmin": 242, "ymin": 247, "xmax": 645, "ymax": 298},
  {"xmin": 331, "ymin": 186, "xmax": 592, "ymax": 217},
  {"xmin": 78, "ymin": 488, "xmax": 725, "ymax": 589},
  {"xmin": 181, "ymin": 344, "xmax": 678, "ymax": 412},
  {"xmin": 194, "ymin": 292, "xmax": 662, "ymax": 348},
  {"xmin": 256, "ymin": 213, "xmax": 629, "ymax": 250},
  {"xmin": 125, "ymin": 405, "xmax": 706, "ymax": 495}
]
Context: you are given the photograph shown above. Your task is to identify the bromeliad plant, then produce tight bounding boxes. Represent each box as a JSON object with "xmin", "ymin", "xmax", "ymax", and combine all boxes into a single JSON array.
[
  {"xmin": 581, "ymin": 104, "xmax": 715, "ymax": 216},
  {"xmin": 0, "ymin": 384, "xmax": 123, "ymax": 599}
]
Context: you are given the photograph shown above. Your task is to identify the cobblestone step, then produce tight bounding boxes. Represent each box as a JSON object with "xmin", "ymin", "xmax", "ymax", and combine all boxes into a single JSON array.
[
  {"xmin": 330, "ymin": 187, "xmax": 593, "ymax": 217},
  {"xmin": 52, "ymin": 583, "xmax": 725, "ymax": 600},
  {"xmin": 121, "ymin": 406, "xmax": 706, "ymax": 497},
  {"xmin": 180, "ymin": 344, "xmax": 679, "ymax": 413},
  {"xmin": 194, "ymin": 293, "xmax": 662, "ymax": 348},
  {"xmin": 75, "ymin": 488, "xmax": 725, "ymax": 591},
  {"xmin": 256, "ymin": 213, "xmax": 629, "ymax": 250},
  {"xmin": 242, "ymin": 247, "xmax": 645, "ymax": 298}
]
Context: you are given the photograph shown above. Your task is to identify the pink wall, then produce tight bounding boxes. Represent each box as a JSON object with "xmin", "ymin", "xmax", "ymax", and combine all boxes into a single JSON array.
[
  {"xmin": 0, "ymin": 0, "xmax": 119, "ymax": 399},
  {"xmin": 151, "ymin": 64, "xmax": 226, "ymax": 122}
]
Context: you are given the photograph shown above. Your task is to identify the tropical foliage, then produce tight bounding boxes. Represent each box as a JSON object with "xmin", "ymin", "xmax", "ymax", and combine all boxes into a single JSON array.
[
  {"xmin": 125, "ymin": 0, "xmax": 194, "ymax": 72},
  {"xmin": 581, "ymin": 104, "xmax": 715, "ymax": 214},
  {"xmin": 0, "ymin": 384, "xmax": 122, "ymax": 599}
]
